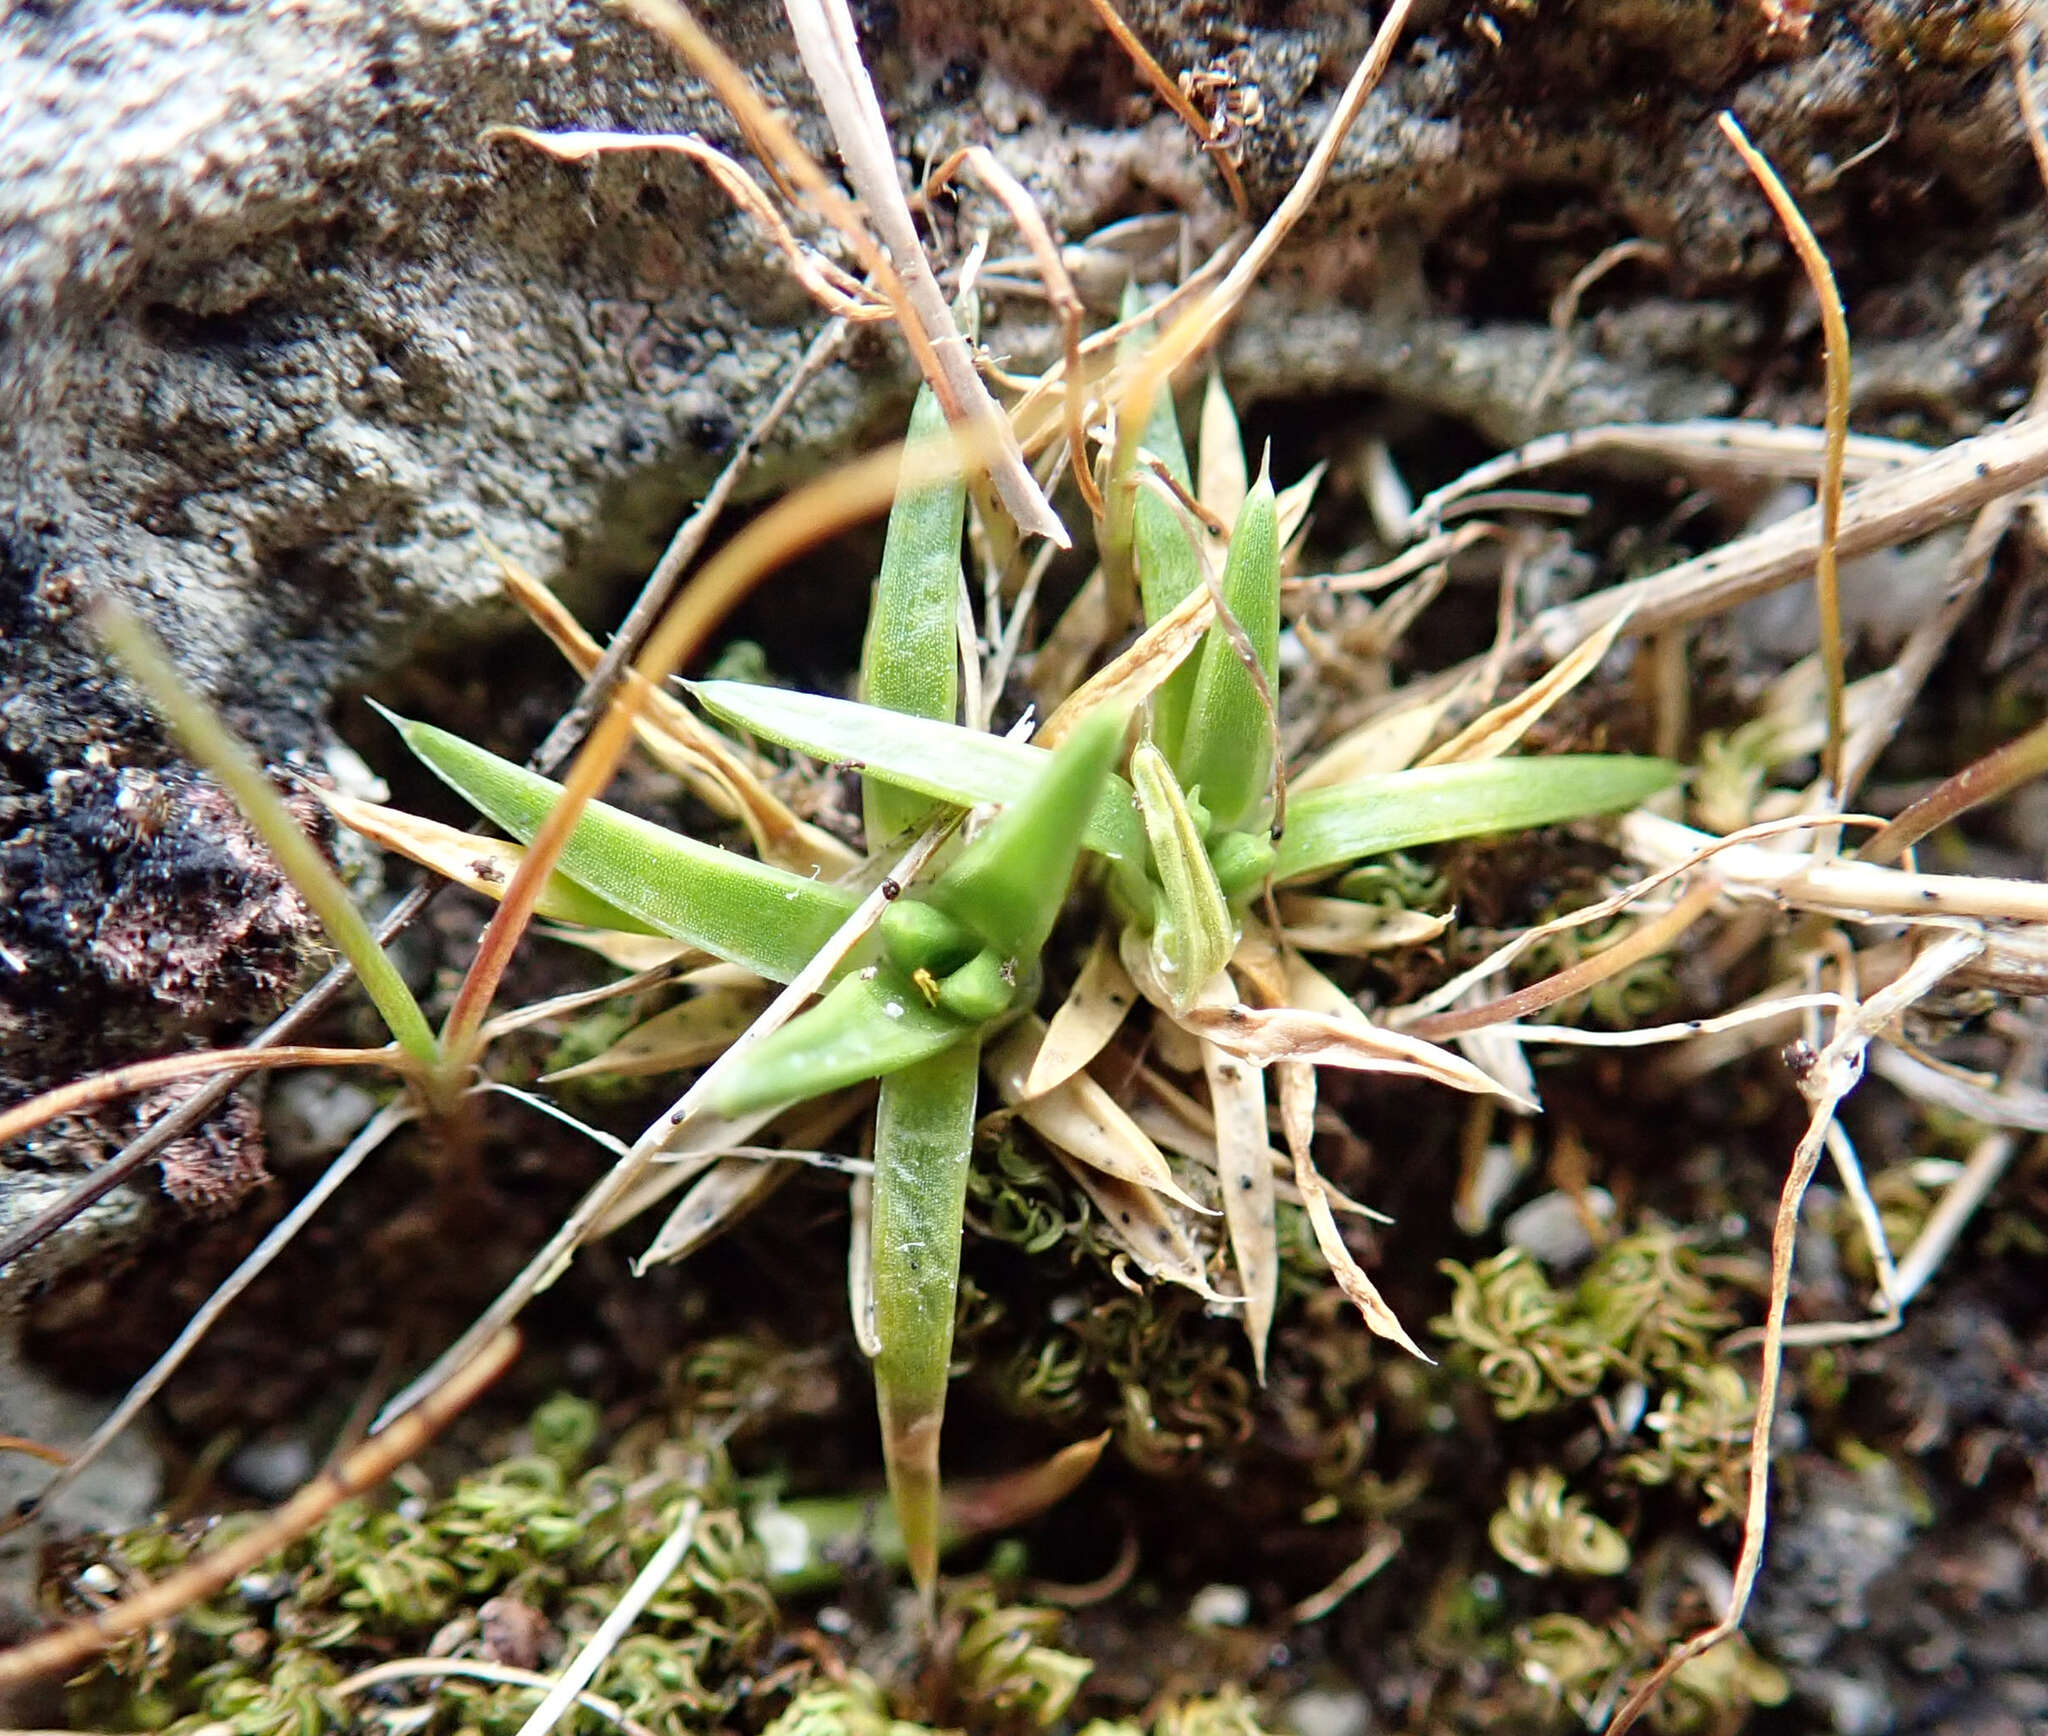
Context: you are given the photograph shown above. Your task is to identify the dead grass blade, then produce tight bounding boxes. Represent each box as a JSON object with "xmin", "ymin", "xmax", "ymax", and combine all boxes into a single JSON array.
[
  {"xmin": 1110, "ymin": 0, "xmax": 1415, "ymax": 446},
  {"xmin": 1024, "ymin": 932, "xmax": 1140, "ymax": 1097},
  {"xmin": 0, "ymin": 1328, "xmax": 519, "ymax": 1689},
  {"xmin": 1202, "ymin": 1035, "xmax": 1278, "ymax": 1378},
  {"xmin": 1859, "ymin": 713, "xmax": 2048, "ymax": 866},
  {"xmin": 1624, "ymin": 810, "xmax": 2048, "ymax": 925},
  {"xmin": 0, "ymin": 1046, "xmax": 415, "ymax": 1154},
  {"xmin": 483, "ymin": 128, "xmax": 886, "ymax": 320},
  {"xmin": 1717, "ymin": 111, "xmax": 1851, "ymax": 799},
  {"xmin": 1292, "ymin": 690, "xmax": 1459, "ymax": 787},
  {"xmin": 1038, "ymin": 572, "xmax": 1215, "ymax": 746},
  {"xmin": 1516, "ymin": 412, "xmax": 2048, "ymax": 661},
  {"xmin": 1407, "ymin": 421, "xmax": 1921, "ymax": 537},
  {"xmin": 1074, "ymin": 0, "xmax": 1249, "ymax": 217},
  {"xmin": 1604, "ymin": 929, "xmax": 1983, "ymax": 1735},
  {"xmin": 499, "ymin": 556, "xmax": 856, "ymax": 875},
  {"xmin": 543, "ymin": 987, "xmax": 769, "ymax": 1082},
  {"xmin": 776, "ymin": 0, "xmax": 1067, "ymax": 544},
  {"xmin": 636, "ymin": 1158, "xmax": 792, "ymax": 1268},
  {"xmin": 313, "ymin": 786, "xmax": 643, "ymax": 929},
  {"xmin": 1275, "ymin": 895, "xmax": 1450, "ymax": 957},
  {"xmin": 924, "ymin": 145, "xmax": 1101, "ymax": 519},
  {"xmin": 1159, "ymin": 994, "xmax": 1534, "ymax": 1108},
  {"xmin": 988, "ymin": 1019, "xmax": 1210, "ymax": 1213},
  {"xmin": 1050, "ymin": 1151, "xmax": 1220, "ymax": 1297},
  {"xmin": 1404, "ymin": 879, "xmax": 1721, "ymax": 1041},
  {"xmin": 1418, "ymin": 604, "xmax": 1634, "ymax": 766}
]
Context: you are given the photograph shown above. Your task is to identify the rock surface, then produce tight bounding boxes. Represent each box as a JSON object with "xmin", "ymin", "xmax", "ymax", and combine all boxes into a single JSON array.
[{"xmin": 0, "ymin": 0, "xmax": 2038, "ymax": 1231}]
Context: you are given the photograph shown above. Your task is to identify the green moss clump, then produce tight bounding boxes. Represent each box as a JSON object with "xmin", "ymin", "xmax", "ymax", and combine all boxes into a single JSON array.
[{"xmin": 61, "ymin": 1397, "xmax": 775, "ymax": 1736}]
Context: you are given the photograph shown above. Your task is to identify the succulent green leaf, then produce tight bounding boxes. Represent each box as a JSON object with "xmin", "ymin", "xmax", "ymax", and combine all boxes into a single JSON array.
[
  {"xmin": 708, "ymin": 965, "xmax": 971, "ymax": 1116},
  {"xmin": 861, "ymin": 385, "xmax": 966, "ymax": 845},
  {"xmin": 869, "ymin": 1037, "xmax": 981, "ymax": 1603},
  {"xmin": 380, "ymin": 708, "xmax": 857, "ymax": 982},
  {"xmin": 1172, "ymin": 463, "xmax": 1282, "ymax": 836},
  {"xmin": 1274, "ymin": 756, "xmax": 1683, "ymax": 885},
  {"xmin": 924, "ymin": 706, "xmax": 1126, "ymax": 964},
  {"xmin": 1130, "ymin": 742, "xmax": 1234, "ymax": 1011},
  {"xmin": 692, "ymin": 681, "xmax": 1149, "ymax": 869}
]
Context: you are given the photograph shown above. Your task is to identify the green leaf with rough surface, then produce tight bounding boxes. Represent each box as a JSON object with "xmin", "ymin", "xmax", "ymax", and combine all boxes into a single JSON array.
[
  {"xmin": 1274, "ymin": 757, "xmax": 1682, "ymax": 884},
  {"xmin": 693, "ymin": 681, "xmax": 1149, "ymax": 868},
  {"xmin": 861, "ymin": 385, "xmax": 966, "ymax": 844},
  {"xmin": 870, "ymin": 1038, "xmax": 980, "ymax": 1606},
  {"xmin": 381, "ymin": 708, "xmax": 857, "ymax": 982},
  {"xmin": 1172, "ymin": 466, "xmax": 1281, "ymax": 837},
  {"xmin": 707, "ymin": 965, "xmax": 970, "ymax": 1116}
]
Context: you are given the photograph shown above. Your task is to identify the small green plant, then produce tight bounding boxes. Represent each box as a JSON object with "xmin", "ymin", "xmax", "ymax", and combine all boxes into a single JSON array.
[{"xmin": 356, "ymin": 317, "xmax": 1677, "ymax": 1608}]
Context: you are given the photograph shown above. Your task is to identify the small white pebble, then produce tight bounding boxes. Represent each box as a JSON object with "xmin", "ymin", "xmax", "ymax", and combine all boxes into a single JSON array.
[
  {"xmin": 1188, "ymin": 1583, "xmax": 1252, "ymax": 1628},
  {"xmin": 1286, "ymin": 1687, "xmax": 1374, "ymax": 1736},
  {"xmin": 1503, "ymin": 1187, "xmax": 1614, "ymax": 1270},
  {"xmin": 751, "ymin": 1508, "xmax": 813, "ymax": 1578}
]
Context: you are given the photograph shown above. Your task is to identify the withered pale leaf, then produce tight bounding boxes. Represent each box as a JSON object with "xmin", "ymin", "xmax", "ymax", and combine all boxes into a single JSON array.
[
  {"xmin": 1197, "ymin": 369, "xmax": 1248, "ymax": 526},
  {"xmin": 1419, "ymin": 603, "xmax": 1636, "ymax": 766},
  {"xmin": 499, "ymin": 554, "xmax": 856, "ymax": 875},
  {"xmin": 1203, "ymin": 1036, "xmax": 1277, "ymax": 1380},
  {"xmin": 635, "ymin": 1157, "xmax": 791, "ymax": 1269},
  {"xmin": 1037, "ymin": 579, "xmax": 1212, "ymax": 748},
  {"xmin": 1051, "ymin": 1151, "xmax": 1223, "ymax": 1298},
  {"xmin": 1176, "ymin": 1003, "xmax": 1536, "ymax": 1107},
  {"xmin": 1276, "ymin": 894, "xmax": 1451, "ymax": 957},
  {"xmin": 1292, "ymin": 693, "xmax": 1457, "ymax": 788},
  {"xmin": 315, "ymin": 786, "xmax": 652, "ymax": 932},
  {"xmin": 1023, "ymin": 931, "xmax": 1139, "ymax": 1098},
  {"xmin": 543, "ymin": 986, "xmax": 769, "ymax": 1081},
  {"xmin": 987, "ymin": 1019, "xmax": 1211, "ymax": 1214}
]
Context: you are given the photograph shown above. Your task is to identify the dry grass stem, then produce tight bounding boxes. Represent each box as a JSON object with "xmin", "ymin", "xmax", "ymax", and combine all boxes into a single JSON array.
[
  {"xmin": 1407, "ymin": 421, "xmax": 1922, "ymax": 537},
  {"xmin": 1604, "ymin": 930, "xmax": 1985, "ymax": 1736},
  {"xmin": 336, "ymin": 1661, "xmax": 657, "ymax": 1736},
  {"xmin": 1716, "ymin": 111, "xmax": 1852, "ymax": 799},
  {"xmin": 1519, "ymin": 411, "xmax": 2048, "ymax": 659},
  {"xmin": 1405, "ymin": 880, "xmax": 1720, "ymax": 1041}
]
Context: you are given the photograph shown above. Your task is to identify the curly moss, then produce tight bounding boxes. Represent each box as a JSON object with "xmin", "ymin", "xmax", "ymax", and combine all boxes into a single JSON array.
[{"xmin": 61, "ymin": 1398, "xmax": 776, "ymax": 1736}]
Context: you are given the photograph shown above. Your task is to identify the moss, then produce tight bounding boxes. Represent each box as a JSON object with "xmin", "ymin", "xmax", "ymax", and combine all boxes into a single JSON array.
[{"xmin": 62, "ymin": 1401, "xmax": 776, "ymax": 1736}]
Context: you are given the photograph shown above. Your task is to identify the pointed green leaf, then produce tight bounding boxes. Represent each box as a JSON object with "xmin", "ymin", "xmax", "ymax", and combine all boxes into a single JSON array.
[
  {"xmin": 1130, "ymin": 742, "xmax": 1233, "ymax": 1011},
  {"xmin": 1110, "ymin": 283, "xmax": 1204, "ymax": 762},
  {"xmin": 861, "ymin": 385, "xmax": 966, "ymax": 844},
  {"xmin": 1273, "ymin": 756, "xmax": 1683, "ymax": 885},
  {"xmin": 1173, "ymin": 464, "xmax": 1281, "ymax": 837},
  {"xmin": 709, "ymin": 966, "xmax": 971, "ymax": 1116},
  {"xmin": 870, "ymin": 1038, "xmax": 981, "ymax": 1603},
  {"xmin": 925, "ymin": 707, "xmax": 1125, "ymax": 963},
  {"xmin": 692, "ymin": 681, "xmax": 1149, "ymax": 869},
  {"xmin": 381, "ymin": 708, "xmax": 857, "ymax": 982}
]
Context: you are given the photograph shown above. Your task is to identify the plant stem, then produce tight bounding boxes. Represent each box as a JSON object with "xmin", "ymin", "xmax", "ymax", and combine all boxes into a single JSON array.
[{"xmin": 94, "ymin": 601, "xmax": 440, "ymax": 1071}]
